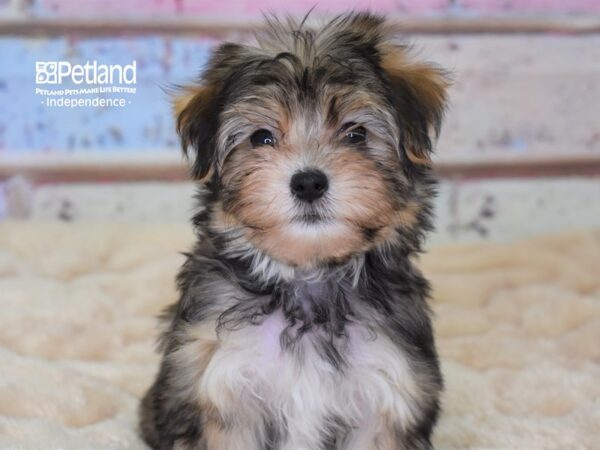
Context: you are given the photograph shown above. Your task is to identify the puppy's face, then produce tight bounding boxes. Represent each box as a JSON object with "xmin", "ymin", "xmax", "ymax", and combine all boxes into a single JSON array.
[{"xmin": 177, "ymin": 14, "xmax": 448, "ymax": 269}]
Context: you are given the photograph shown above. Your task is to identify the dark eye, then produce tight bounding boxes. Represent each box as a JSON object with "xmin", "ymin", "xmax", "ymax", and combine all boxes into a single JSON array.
[
  {"xmin": 250, "ymin": 129, "xmax": 275, "ymax": 147},
  {"xmin": 343, "ymin": 124, "xmax": 367, "ymax": 144}
]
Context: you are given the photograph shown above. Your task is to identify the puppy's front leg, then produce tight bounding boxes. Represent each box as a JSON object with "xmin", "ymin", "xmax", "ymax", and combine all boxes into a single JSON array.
[
  {"xmin": 345, "ymin": 416, "xmax": 434, "ymax": 450},
  {"xmin": 197, "ymin": 405, "xmax": 268, "ymax": 450}
]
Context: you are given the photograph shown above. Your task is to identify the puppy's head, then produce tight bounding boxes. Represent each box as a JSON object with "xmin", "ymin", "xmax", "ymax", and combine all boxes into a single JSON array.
[{"xmin": 177, "ymin": 13, "xmax": 448, "ymax": 270}]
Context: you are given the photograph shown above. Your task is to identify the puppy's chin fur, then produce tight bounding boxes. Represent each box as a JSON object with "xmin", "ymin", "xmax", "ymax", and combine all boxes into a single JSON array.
[{"xmin": 140, "ymin": 11, "xmax": 448, "ymax": 450}]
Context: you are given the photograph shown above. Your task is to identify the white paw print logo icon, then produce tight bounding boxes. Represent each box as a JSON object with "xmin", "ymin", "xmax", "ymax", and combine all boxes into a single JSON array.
[{"xmin": 36, "ymin": 62, "xmax": 58, "ymax": 84}]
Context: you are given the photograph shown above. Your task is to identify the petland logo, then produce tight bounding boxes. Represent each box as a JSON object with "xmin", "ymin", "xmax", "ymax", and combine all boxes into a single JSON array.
[
  {"xmin": 36, "ymin": 60, "xmax": 137, "ymax": 85},
  {"xmin": 35, "ymin": 60, "xmax": 137, "ymax": 108}
]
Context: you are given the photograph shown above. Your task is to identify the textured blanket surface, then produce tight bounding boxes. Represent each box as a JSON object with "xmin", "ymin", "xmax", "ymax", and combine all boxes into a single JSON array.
[{"xmin": 0, "ymin": 223, "xmax": 598, "ymax": 449}]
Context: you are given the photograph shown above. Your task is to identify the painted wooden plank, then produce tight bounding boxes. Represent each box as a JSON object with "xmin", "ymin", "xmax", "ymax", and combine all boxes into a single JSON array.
[
  {"xmin": 2, "ymin": 153, "xmax": 600, "ymax": 184},
  {"xmin": 455, "ymin": 0, "xmax": 600, "ymax": 14},
  {"xmin": 1, "ymin": 35, "xmax": 598, "ymax": 161},
  {"xmin": 427, "ymin": 35, "xmax": 600, "ymax": 159},
  {"xmin": 3, "ymin": 178, "xmax": 597, "ymax": 245},
  {"xmin": 4, "ymin": 0, "xmax": 599, "ymax": 18},
  {"xmin": 2, "ymin": 15, "xmax": 600, "ymax": 36},
  {"xmin": 437, "ymin": 177, "xmax": 600, "ymax": 243},
  {"xmin": 30, "ymin": 0, "xmax": 180, "ymax": 16},
  {"xmin": 0, "ymin": 36, "xmax": 213, "ymax": 152},
  {"xmin": 15, "ymin": 0, "xmax": 452, "ymax": 18}
]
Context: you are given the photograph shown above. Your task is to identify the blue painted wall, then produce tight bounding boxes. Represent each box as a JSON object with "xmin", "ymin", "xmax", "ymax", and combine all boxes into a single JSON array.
[{"xmin": 0, "ymin": 37, "xmax": 214, "ymax": 152}]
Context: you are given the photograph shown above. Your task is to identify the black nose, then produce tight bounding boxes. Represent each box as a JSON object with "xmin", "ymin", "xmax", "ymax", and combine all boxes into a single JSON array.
[{"xmin": 290, "ymin": 169, "xmax": 329, "ymax": 202}]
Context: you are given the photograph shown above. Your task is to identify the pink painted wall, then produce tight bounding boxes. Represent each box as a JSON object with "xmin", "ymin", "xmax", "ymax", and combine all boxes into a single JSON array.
[
  {"xmin": 179, "ymin": 0, "xmax": 451, "ymax": 16},
  {"xmin": 456, "ymin": 0, "xmax": 600, "ymax": 14},
  {"xmin": 12, "ymin": 0, "xmax": 600, "ymax": 17}
]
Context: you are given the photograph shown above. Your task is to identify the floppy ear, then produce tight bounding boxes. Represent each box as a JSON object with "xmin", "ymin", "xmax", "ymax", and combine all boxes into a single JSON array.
[
  {"xmin": 175, "ymin": 85, "xmax": 220, "ymax": 180},
  {"xmin": 174, "ymin": 43, "xmax": 246, "ymax": 180},
  {"xmin": 380, "ymin": 48, "xmax": 449, "ymax": 166}
]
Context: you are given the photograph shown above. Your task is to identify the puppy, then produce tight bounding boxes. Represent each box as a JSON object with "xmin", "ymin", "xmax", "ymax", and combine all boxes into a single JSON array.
[{"xmin": 140, "ymin": 12, "xmax": 448, "ymax": 450}]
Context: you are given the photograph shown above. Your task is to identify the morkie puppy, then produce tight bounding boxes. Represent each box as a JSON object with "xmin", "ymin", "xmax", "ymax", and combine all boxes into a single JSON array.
[{"xmin": 140, "ymin": 12, "xmax": 448, "ymax": 450}]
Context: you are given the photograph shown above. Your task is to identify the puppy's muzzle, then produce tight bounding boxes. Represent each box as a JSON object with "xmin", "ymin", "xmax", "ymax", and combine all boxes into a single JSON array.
[{"xmin": 290, "ymin": 169, "xmax": 329, "ymax": 203}]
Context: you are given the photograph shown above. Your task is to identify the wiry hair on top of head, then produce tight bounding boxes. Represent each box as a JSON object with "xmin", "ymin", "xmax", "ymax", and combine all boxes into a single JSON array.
[{"xmin": 175, "ymin": 11, "xmax": 449, "ymax": 180}]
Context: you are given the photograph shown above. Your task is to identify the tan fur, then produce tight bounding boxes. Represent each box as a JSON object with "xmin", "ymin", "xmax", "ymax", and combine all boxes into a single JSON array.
[
  {"xmin": 173, "ymin": 87, "xmax": 200, "ymax": 119},
  {"xmin": 326, "ymin": 150, "xmax": 396, "ymax": 226},
  {"xmin": 176, "ymin": 85, "xmax": 220, "ymax": 180},
  {"xmin": 380, "ymin": 46, "xmax": 449, "ymax": 165},
  {"xmin": 222, "ymin": 142, "xmax": 396, "ymax": 267},
  {"xmin": 249, "ymin": 224, "xmax": 365, "ymax": 268},
  {"xmin": 199, "ymin": 403, "xmax": 227, "ymax": 450},
  {"xmin": 394, "ymin": 200, "xmax": 422, "ymax": 229},
  {"xmin": 217, "ymin": 89, "xmax": 406, "ymax": 268}
]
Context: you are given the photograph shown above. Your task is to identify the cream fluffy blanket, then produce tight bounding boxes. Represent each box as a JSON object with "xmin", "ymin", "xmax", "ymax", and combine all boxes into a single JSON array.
[{"xmin": 0, "ymin": 223, "xmax": 598, "ymax": 449}]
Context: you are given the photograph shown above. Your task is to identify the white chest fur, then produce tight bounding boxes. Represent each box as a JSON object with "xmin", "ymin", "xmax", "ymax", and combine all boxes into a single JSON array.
[{"xmin": 191, "ymin": 310, "xmax": 424, "ymax": 450}]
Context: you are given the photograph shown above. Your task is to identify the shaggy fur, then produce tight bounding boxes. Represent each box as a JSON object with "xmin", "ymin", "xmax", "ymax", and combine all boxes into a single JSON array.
[{"xmin": 140, "ymin": 12, "xmax": 449, "ymax": 450}]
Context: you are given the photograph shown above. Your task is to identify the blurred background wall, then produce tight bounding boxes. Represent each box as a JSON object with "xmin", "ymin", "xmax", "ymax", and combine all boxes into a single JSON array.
[{"xmin": 0, "ymin": 0, "xmax": 599, "ymax": 242}]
